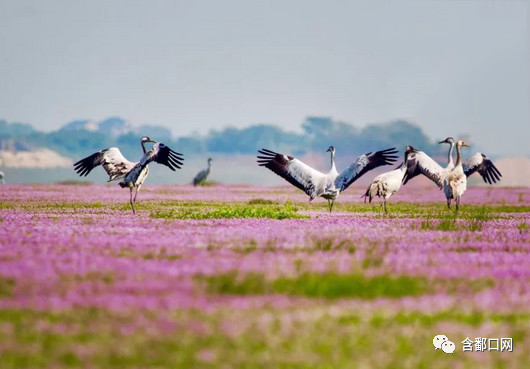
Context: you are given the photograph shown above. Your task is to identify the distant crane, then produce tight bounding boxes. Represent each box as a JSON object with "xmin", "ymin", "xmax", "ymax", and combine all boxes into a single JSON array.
[
  {"xmin": 362, "ymin": 145, "xmax": 417, "ymax": 213},
  {"xmin": 193, "ymin": 158, "xmax": 212, "ymax": 186},
  {"xmin": 74, "ymin": 136, "xmax": 184, "ymax": 214},
  {"xmin": 257, "ymin": 146, "xmax": 398, "ymax": 212},
  {"xmin": 0, "ymin": 171, "xmax": 5, "ymax": 184}
]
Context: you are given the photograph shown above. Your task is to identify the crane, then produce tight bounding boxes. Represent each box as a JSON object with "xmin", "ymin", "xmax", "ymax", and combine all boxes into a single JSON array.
[
  {"xmin": 74, "ymin": 136, "xmax": 183, "ymax": 214},
  {"xmin": 444, "ymin": 140, "xmax": 469, "ymax": 211},
  {"xmin": 362, "ymin": 145, "xmax": 417, "ymax": 213},
  {"xmin": 193, "ymin": 158, "xmax": 212, "ymax": 186},
  {"xmin": 403, "ymin": 139, "xmax": 502, "ymax": 189},
  {"xmin": 257, "ymin": 146, "xmax": 398, "ymax": 212},
  {"xmin": 439, "ymin": 137, "xmax": 502, "ymax": 184}
]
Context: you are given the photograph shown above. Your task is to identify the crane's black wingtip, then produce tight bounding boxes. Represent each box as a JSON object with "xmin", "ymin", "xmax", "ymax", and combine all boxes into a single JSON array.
[
  {"xmin": 258, "ymin": 148, "xmax": 278, "ymax": 156},
  {"xmin": 169, "ymin": 148, "xmax": 184, "ymax": 157},
  {"xmin": 257, "ymin": 152, "xmax": 277, "ymax": 161},
  {"xmin": 73, "ymin": 158, "xmax": 85, "ymax": 167}
]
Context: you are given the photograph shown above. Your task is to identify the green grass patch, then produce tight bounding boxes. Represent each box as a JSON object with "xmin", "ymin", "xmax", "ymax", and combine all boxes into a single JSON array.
[
  {"xmin": 0, "ymin": 201, "xmax": 106, "ymax": 210},
  {"xmin": 1, "ymin": 197, "xmax": 528, "ymax": 217},
  {"xmin": 391, "ymin": 310, "xmax": 530, "ymax": 327},
  {"xmin": 247, "ymin": 198, "xmax": 280, "ymax": 205},
  {"xmin": 51, "ymin": 201, "xmax": 106, "ymax": 209},
  {"xmin": 416, "ymin": 217, "xmax": 485, "ymax": 231},
  {"xmin": 362, "ymin": 255, "xmax": 384, "ymax": 269},
  {"xmin": 113, "ymin": 247, "xmax": 182, "ymax": 260},
  {"xmin": 451, "ymin": 246, "xmax": 480, "ymax": 252},
  {"xmin": 226, "ymin": 237, "xmax": 357, "ymax": 254},
  {"xmin": 151, "ymin": 203, "xmax": 308, "ymax": 220},
  {"xmin": 0, "ymin": 307, "xmax": 528, "ymax": 369},
  {"xmin": 411, "ymin": 209, "xmax": 495, "ymax": 231},
  {"xmin": 60, "ymin": 271, "xmax": 116, "ymax": 285},
  {"xmin": 197, "ymin": 271, "xmax": 428, "ymax": 299},
  {"xmin": 312, "ymin": 238, "xmax": 357, "ymax": 253},
  {"xmin": 0, "ymin": 277, "xmax": 16, "ymax": 297},
  {"xmin": 197, "ymin": 180, "xmax": 219, "ymax": 187},
  {"xmin": 54, "ymin": 180, "xmax": 93, "ymax": 186},
  {"xmin": 299, "ymin": 201, "xmax": 530, "ymax": 217}
]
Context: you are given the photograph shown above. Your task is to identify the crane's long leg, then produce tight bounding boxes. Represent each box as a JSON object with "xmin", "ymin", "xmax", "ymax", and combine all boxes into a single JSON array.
[
  {"xmin": 446, "ymin": 199, "xmax": 452, "ymax": 211},
  {"xmin": 328, "ymin": 199, "xmax": 335, "ymax": 213},
  {"xmin": 133, "ymin": 184, "xmax": 142, "ymax": 203},
  {"xmin": 455, "ymin": 197, "xmax": 460, "ymax": 212},
  {"xmin": 129, "ymin": 187, "xmax": 136, "ymax": 215},
  {"xmin": 384, "ymin": 198, "xmax": 388, "ymax": 214}
]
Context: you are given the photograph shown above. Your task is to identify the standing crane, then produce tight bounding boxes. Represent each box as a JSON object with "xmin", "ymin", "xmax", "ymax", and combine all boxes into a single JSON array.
[
  {"xmin": 444, "ymin": 140, "xmax": 469, "ymax": 211},
  {"xmin": 0, "ymin": 171, "xmax": 5, "ymax": 184},
  {"xmin": 438, "ymin": 137, "xmax": 502, "ymax": 184},
  {"xmin": 401, "ymin": 140, "xmax": 472, "ymax": 211},
  {"xmin": 362, "ymin": 145, "xmax": 418, "ymax": 213},
  {"xmin": 193, "ymin": 158, "xmax": 212, "ymax": 186},
  {"xmin": 257, "ymin": 146, "xmax": 398, "ymax": 212},
  {"xmin": 74, "ymin": 136, "xmax": 184, "ymax": 214},
  {"xmin": 403, "ymin": 138, "xmax": 502, "ymax": 189}
]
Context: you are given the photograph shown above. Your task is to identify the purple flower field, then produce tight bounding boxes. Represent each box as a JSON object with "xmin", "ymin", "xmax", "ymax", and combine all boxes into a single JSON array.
[{"xmin": 0, "ymin": 183, "xmax": 529, "ymax": 368}]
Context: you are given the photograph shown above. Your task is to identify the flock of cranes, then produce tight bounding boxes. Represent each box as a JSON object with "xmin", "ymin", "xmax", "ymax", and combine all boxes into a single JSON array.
[
  {"xmin": 363, "ymin": 137, "xmax": 501, "ymax": 212},
  {"xmin": 73, "ymin": 136, "xmax": 502, "ymax": 214}
]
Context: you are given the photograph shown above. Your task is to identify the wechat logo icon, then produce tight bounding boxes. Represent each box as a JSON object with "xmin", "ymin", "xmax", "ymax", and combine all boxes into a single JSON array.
[{"xmin": 433, "ymin": 334, "xmax": 455, "ymax": 354}]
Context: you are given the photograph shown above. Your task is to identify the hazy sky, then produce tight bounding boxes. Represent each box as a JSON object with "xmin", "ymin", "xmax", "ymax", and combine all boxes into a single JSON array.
[{"xmin": 1, "ymin": 0, "xmax": 528, "ymax": 156}]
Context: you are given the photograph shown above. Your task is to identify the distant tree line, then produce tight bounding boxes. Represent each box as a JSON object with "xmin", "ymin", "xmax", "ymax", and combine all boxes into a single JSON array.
[{"xmin": 0, "ymin": 116, "xmax": 442, "ymax": 160}]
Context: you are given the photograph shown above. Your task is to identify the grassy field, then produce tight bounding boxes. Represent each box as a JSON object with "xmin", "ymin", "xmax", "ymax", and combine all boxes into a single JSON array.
[{"xmin": 0, "ymin": 184, "xmax": 529, "ymax": 368}]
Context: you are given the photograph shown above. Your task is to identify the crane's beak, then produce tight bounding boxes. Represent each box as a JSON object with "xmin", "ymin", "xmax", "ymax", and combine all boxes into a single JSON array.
[
  {"xmin": 438, "ymin": 139, "xmax": 447, "ymax": 144},
  {"xmin": 326, "ymin": 148, "xmax": 330, "ymax": 152}
]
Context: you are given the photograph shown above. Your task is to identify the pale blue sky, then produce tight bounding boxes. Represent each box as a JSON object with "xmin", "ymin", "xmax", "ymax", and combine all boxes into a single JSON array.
[{"xmin": 0, "ymin": 0, "xmax": 528, "ymax": 156}]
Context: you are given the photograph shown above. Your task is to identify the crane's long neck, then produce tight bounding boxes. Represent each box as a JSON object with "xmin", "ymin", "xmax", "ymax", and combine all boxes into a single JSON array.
[
  {"xmin": 141, "ymin": 141, "xmax": 148, "ymax": 154},
  {"xmin": 447, "ymin": 141, "xmax": 455, "ymax": 167},
  {"xmin": 400, "ymin": 150, "xmax": 410, "ymax": 173},
  {"xmin": 399, "ymin": 160, "xmax": 408, "ymax": 173},
  {"xmin": 330, "ymin": 151, "xmax": 337, "ymax": 173},
  {"xmin": 455, "ymin": 143, "xmax": 463, "ymax": 168}
]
